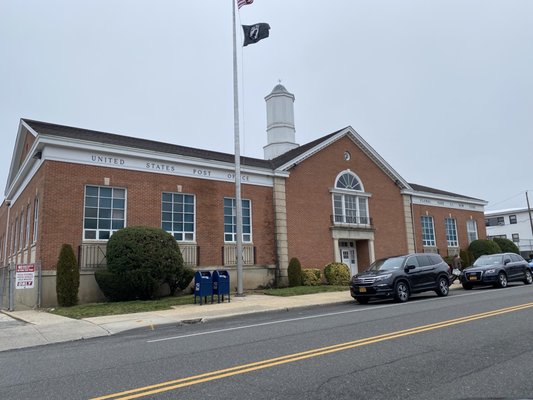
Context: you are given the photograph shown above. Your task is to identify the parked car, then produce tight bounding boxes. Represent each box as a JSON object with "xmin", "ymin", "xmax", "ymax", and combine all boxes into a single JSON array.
[
  {"xmin": 460, "ymin": 253, "xmax": 533, "ymax": 290},
  {"xmin": 350, "ymin": 253, "xmax": 450, "ymax": 304}
]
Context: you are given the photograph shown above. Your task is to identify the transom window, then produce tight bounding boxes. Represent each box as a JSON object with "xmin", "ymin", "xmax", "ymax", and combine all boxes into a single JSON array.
[
  {"xmin": 162, "ymin": 192, "xmax": 195, "ymax": 241},
  {"xmin": 421, "ymin": 216, "xmax": 436, "ymax": 247},
  {"xmin": 224, "ymin": 198, "xmax": 252, "ymax": 242},
  {"xmin": 84, "ymin": 186, "xmax": 126, "ymax": 240},
  {"xmin": 445, "ymin": 217, "xmax": 458, "ymax": 247},
  {"xmin": 332, "ymin": 171, "xmax": 369, "ymax": 225}
]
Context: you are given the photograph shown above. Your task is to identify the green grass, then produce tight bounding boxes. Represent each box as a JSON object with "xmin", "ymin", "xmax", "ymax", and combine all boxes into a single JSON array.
[
  {"xmin": 263, "ymin": 285, "xmax": 349, "ymax": 297},
  {"xmin": 49, "ymin": 285, "xmax": 349, "ymax": 319}
]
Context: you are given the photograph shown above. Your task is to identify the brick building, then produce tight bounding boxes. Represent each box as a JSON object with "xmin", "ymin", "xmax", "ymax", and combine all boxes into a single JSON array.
[{"xmin": 0, "ymin": 84, "xmax": 487, "ymax": 307}]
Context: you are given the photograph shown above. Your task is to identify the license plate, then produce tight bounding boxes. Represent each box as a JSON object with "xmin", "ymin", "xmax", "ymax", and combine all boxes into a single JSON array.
[
  {"xmin": 358, "ymin": 287, "xmax": 367, "ymax": 293},
  {"xmin": 468, "ymin": 276, "xmax": 477, "ymax": 281}
]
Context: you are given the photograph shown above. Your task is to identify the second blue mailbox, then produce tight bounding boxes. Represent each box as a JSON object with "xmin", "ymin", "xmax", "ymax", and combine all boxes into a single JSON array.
[
  {"xmin": 194, "ymin": 270, "xmax": 213, "ymax": 305},
  {"xmin": 212, "ymin": 270, "xmax": 230, "ymax": 303}
]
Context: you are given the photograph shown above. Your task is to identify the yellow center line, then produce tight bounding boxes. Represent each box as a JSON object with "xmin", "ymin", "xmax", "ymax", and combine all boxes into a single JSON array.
[{"xmin": 90, "ymin": 302, "xmax": 533, "ymax": 400}]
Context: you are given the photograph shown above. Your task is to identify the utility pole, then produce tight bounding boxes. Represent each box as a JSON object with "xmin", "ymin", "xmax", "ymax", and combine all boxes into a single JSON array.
[{"xmin": 527, "ymin": 191, "xmax": 533, "ymax": 238}]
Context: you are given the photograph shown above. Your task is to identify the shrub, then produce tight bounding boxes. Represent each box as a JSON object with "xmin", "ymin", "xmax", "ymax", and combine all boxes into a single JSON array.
[
  {"xmin": 94, "ymin": 270, "xmax": 134, "ymax": 302},
  {"xmin": 176, "ymin": 266, "xmax": 195, "ymax": 293},
  {"xmin": 492, "ymin": 238, "xmax": 519, "ymax": 254},
  {"xmin": 288, "ymin": 257, "xmax": 303, "ymax": 287},
  {"xmin": 468, "ymin": 239, "xmax": 501, "ymax": 261},
  {"xmin": 324, "ymin": 262, "xmax": 350, "ymax": 286},
  {"xmin": 460, "ymin": 249, "xmax": 473, "ymax": 268},
  {"xmin": 97, "ymin": 226, "xmax": 186, "ymax": 301},
  {"xmin": 302, "ymin": 269, "xmax": 321, "ymax": 286},
  {"xmin": 56, "ymin": 244, "xmax": 80, "ymax": 307}
]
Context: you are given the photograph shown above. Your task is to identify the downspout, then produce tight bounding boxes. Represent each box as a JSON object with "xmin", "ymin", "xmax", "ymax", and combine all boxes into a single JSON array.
[{"xmin": 410, "ymin": 195, "xmax": 417, "ymax": 253}]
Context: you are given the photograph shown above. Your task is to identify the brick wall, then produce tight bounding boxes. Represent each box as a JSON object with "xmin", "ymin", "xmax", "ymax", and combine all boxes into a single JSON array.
[{"xmin": 285, "ymin": 136, "xmax": 408, "ymax": 269}]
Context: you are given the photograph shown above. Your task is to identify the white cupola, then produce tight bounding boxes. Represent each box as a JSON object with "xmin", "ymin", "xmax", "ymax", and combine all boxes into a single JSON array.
[{"xmin": 263, "ymin": 83, "xmax": 299, "ymax": 160}]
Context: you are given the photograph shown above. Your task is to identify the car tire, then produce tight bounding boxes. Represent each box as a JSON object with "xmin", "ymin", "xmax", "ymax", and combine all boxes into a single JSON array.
[
  {"xmin": 355, "ymin": 297, "xmax": 369, "ymax": 304},
  {"xmin": 462, "ymin": 283, "xmax": 473, "ymax": 290},
  {"xmin": 435, "ymin": 276, "xmax": 449, "ymax": 297},
  {"xmin": 524, "ymin": 269, "xmax": 533, "ymax": 285},
  {"xmin": 394, "ymin": 281, "xmax": 410, "ymax": 303},
  {"xmin": 496, "ymin": 272, "xmax": 508, "ymax": 288}
]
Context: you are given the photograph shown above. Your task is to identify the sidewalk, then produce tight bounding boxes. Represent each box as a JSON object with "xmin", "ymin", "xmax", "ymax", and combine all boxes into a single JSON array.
[
  {"xmin": 0, "ymin": 284, "xmax": 463, "ymax": 352},
  {"xmin": 0, "ymin": 291, "xmax": 352, "ymax": 352}
]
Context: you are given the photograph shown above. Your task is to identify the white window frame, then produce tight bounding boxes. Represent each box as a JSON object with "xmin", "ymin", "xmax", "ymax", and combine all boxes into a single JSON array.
[
  {"xmin": 445, "ymin": 217, "xmax": 458, "ymax": 247},
  {"xmin": 161, "ymin": 192, "xmax": 196, "ymax": 242},
  {"xmin": 32, "ymin": 197, "xmax": 39, "ymax": 245},
  {"xmin": 421, "ymin": 216, "xmax": 436, "ymax": 247},
  {"xmin": 466, "ymin": 219, "xmax": 478, "ymax": 244},
  {"xmin": 224, "ymin": 197, "xmax": 252, "ymax": 243},
  {"xmin": 332, "ymin": 171, "xmax": 370, "ymax": 225},
  {"xmin": 25, "ymin": 204, "xmax": 31, "ymax": 249},
  {"xmin": 83, "ymin": 185, "xmax": 127, "ymax": 241}
]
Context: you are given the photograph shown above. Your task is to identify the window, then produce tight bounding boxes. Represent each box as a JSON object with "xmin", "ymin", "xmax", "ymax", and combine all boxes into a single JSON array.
[
  {"xmin": 84, "ymin": 186, "xmax": 126, "ymax": 240},
  {"xmin": 19, "ymin": 212, "xmax": 25, "ymax": 252},
  {"xmin": 32, "ymin": 198, "xmax": 39, "ymax": 244},
  {"xmin": 25, "ymin": 204, "xmax": 31, "ymax": 248},
  {"xmin": 445, "ymin": 218, "xmax": 458, "ymax": 247},
  {"xmin": 421, "ymin": 216, "xmax": 436, "ymax": 247},
  {"xmin": 466, "ymin": 219, "xmax": 478, "ymax": 244},
  {"xmin": 485, "ymin": 216, "xmax": 504, "ymax": 227},
  {"xmin": 509, "ymin": 215, "xmax": 517, "ymax": 224},
  {"xmin": 488, "ymin": 234, "xmax": 507, "ymax": 240},
  {"xmin": 332, "ymin": 171, "xmax": 369, "ymax": 225},
  {"xmin": 224, "ymin": 198, "xmax": 252, "ymax": 242},
  {"xmin": 13, "ymin": 217, "xmax": 18, "ymax": 253},
  {"xmin": 161, "ymin": 192, "xmax": 195, "ymax": 241},
  {"xmin": 512, "ymin": 233, "xmax": 520, "ymax": 243}
]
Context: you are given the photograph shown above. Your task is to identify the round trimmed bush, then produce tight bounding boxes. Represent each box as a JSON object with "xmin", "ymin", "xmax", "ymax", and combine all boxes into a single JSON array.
[
  {"xmin": 302, "ymin": 269, "xmax": 321, "ymax": 286},
  {"xmin": 492, "ymin": 237, "xmax": 519, "ymax": 254},
  {"xmin": 468, "ymin": 239, "xmax": 501, "ymax": 261},
  {"xmin": 324, "ymin": 262, "xmax": 350, "ymax": 285}
]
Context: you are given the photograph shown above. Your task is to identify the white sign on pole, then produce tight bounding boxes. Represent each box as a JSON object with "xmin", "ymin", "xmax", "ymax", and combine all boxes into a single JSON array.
[{"xmin": 16, "ymin": 264, "xmax": 35, "ymax": 289}]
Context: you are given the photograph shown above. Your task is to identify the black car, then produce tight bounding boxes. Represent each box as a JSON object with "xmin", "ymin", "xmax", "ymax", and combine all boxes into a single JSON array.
[
  {"xmin": 350, "ymin": 253, "xmax": 450, "ymax": 304},
  {"xmin": 460, "ymin": 253, "xmax": 533, "ymax": 289}
]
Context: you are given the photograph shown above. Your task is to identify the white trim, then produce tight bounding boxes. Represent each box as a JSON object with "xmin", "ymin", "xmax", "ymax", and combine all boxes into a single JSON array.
[{"xmin": 407, "ymin": 192, "xmax": 486, "ymax": 210}]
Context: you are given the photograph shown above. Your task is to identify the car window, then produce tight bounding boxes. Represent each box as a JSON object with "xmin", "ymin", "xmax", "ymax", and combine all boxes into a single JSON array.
[
  {"xmin": 416, "ymin": 255, "xmax": 431, "ymax": 267},
  {"xmin": 405, "ymin": 256, "xmax": 420, "ymax": 268},
  {"xmin": 474, "ymin": 254, "xmax": 503, "ymax": 266},
  {"xmin": 429, "ymin": 254, "xmax": 443, "ymax": 265},
  {"xmin": 367, "ymin": 257, "xmax": 406, "ymax": 271},
  {"xmin": 510, "ymin": 254, "xmax": 522, "ymax": 262}
]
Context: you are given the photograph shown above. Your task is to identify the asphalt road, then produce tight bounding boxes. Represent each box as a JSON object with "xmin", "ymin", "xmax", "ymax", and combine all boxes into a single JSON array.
[{"xmin": 2, "ymin": 285, "xmax": 533, "ymax": 400}]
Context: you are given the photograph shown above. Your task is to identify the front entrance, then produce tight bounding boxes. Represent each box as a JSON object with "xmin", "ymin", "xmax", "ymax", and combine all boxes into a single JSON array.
[{"xmin": 339, "ymin": 240, "xmax": 358, "ymax": 276}]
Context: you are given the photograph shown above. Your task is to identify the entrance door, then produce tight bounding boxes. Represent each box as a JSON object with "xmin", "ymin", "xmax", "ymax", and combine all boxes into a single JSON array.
[{"xmin": 339, "ymin": 240, "xmax": 358, "ymax": 276}]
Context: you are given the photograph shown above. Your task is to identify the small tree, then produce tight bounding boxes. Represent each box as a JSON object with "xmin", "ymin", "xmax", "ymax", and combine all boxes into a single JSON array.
[
  {"xmin": 56, "ymin": 244, "xmax": 80, "ymax": 307},
  {"xmin": 468, "ymin": 239, "xmax": 501, "ymax": 261},
  {"xmin": 492, "ymin": 237, "xmax": 519, "ymax": 254},
  {"xmin": 324, "ymin": 262, "xmax": 350, "ymax": 285},
  {"xmin": 288, "ymin": 257, "xmax": 303, "ymax": 287}
]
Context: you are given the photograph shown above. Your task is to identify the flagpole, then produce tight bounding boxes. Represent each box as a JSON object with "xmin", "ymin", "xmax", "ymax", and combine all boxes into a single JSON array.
[{"xmin": 232, "ymin": 0, "xmax": 244, "ymax": 296}]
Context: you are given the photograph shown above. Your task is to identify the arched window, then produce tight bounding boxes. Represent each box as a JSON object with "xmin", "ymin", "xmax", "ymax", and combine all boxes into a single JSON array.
[{"xmin": 332, "ymin": 171, "xmax": 370, "ymax": 226}]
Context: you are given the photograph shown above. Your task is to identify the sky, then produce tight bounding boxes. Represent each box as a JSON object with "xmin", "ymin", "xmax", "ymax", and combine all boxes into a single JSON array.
[{"xmin": 1, "ymin": 0, "xmax": 532, "ymax": 211}]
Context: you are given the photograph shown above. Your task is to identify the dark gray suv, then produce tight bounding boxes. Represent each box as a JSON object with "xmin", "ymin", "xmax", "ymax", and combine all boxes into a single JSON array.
[{"xmin": 350, "ymin": 253, "xmax": 450, "ymax": 304}]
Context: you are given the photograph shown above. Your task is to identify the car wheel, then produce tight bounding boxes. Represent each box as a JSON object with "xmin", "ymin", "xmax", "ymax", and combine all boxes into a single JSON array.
[
  {"xmin": 355, "ymin": 297, "xmax": 369, "ymax": 304},
  {"xmin": 496, "ymin": 272, "xmax": 508, "ymax": 288},
  {"xmin": 394, "ymin": 281, "xmax": 410, "ymax": 303},
  {"xmin": 524, "ymin": 269, "xmax": 533, "ymax": 285},
  {"xmin": 435, "ymin": 276, "xmax": 449, "ymax": 297},
  {"xmin": 462, "ymin": 283, "xmax": 473, "ymax": 290}
]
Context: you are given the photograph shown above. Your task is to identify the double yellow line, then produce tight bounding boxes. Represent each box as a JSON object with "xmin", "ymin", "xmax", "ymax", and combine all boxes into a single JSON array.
[{"xmin": 91, "ymin": 302, "xmax": 533, "ymax": 400}]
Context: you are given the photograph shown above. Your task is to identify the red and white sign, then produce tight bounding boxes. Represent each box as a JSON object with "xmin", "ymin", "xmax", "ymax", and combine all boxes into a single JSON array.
[{"xmin": 16, "ymin": 264, "xmax": 35, "ymax": 289}]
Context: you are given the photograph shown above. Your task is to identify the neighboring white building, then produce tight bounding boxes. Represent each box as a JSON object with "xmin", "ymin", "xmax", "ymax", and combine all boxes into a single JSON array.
[{"xmin": 485, "ymin": 208, "xmax": 533, "ymax": 258}]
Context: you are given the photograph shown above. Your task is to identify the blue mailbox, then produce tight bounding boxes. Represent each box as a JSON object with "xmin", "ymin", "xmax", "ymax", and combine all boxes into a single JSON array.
[
  {"xmin": 194, "ymin": 270, "xmax": 213, "ymax": 305},
  {"xmin": 212, "ymin": 270, "xmax": 230, "ymax": 303}
]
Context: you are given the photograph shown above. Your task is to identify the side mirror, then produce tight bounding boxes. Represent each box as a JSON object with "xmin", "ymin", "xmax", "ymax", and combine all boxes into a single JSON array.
[
  {"xmin": 504, "ymin": 259, "xmax": 511, "ymax": 265},
  {"xmin": 405, "ymin": 265, "xmax": 416, "ymax": 271}
]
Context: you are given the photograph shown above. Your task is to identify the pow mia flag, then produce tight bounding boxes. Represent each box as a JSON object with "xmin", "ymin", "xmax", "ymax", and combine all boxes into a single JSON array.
[{"xmin": 242, "ymin": 23, "xmax": 270, "ymax": 46}]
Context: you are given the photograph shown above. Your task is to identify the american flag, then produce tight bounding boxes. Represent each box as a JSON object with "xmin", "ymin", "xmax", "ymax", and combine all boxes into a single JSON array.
[{"xmin": 237, "ymin": 0, "xmax": 254, "ymax": 9}]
